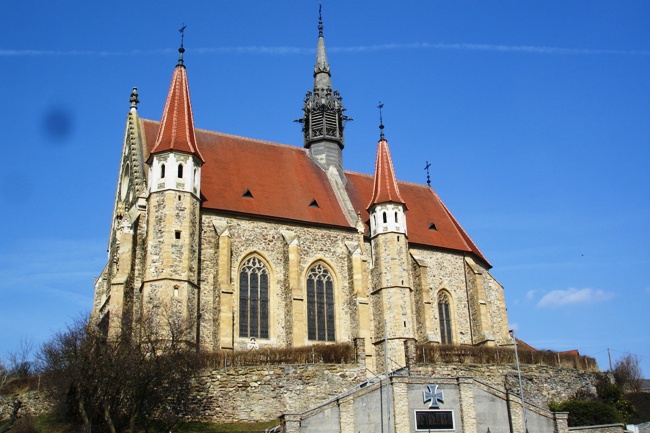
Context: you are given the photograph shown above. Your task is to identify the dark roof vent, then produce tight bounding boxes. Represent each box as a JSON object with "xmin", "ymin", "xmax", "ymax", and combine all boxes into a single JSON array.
[
  {"xmin": 242, "ymin": 189, "xmax": 253, "ymax": 198},
  {"xmin": 428, "ymin": 222, "xmax": 437, "ymax": 231},
  {"xmin": 309, "ymin": 199, "xmax": 319, "ymax": 208}
]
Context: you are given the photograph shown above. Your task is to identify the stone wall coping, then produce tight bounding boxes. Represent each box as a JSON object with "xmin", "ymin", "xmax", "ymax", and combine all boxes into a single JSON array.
[{"xmin": 569, "ymin": 424, "xmax": 626, "ymax": 431}]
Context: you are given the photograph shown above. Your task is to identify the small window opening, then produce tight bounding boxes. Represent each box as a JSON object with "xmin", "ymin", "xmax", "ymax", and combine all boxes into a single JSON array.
[
  {"xmin": 242, "ymin": 189, "xmax": 253, "ymax": 198},
  {"xmin": 309, "ymin": 199, "xmax": 319, "ymax": 208},
  {"xmin": 160, "ymin": 164, "xmax": 166, "ymax": 179},
  {"xmin": 395, "ymin": 212, "xmax": 398, "ymax": 223},
  {"xmin": 397, "ymin": 235, "xmax": 400, "ymax": 242},
  {"xmin": 428, "ymin": 222, "xmax": 437, "ymax": 231},
  {"xmin": 382, "ymin": 212, "xmax": 387, "ymax": 224},
  {"xmin": 174, "ymin": 286, "xmax": 179, "ymax": 297},
  {"xmin": 403, "ymin": 321, "xmax": 407, "ymax": 328},
  {"xmin": 194, "ymin": 168, "xmax": 198, "ymax": 183},
  {"xmin": 175, "ymin": 230, "xmax": 181, "ymax": 239},
  {"xmin": 177, "ymin": 164, "xmax": 183, "ymax": 178},
  {"xmin": 178, "ymin": 195, "xmax": 182, "ymax": 201}
]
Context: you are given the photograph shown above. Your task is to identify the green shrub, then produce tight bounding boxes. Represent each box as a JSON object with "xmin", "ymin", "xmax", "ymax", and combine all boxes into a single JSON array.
[{"xmin": 550, "ymin": 399, "xmax": 623, "ymax": 426}]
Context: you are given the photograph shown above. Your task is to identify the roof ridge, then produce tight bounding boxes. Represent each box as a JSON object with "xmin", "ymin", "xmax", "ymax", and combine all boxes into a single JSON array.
[{"xmin": 142, "ymin": 118, "xmax": 306, "ymax": 151}]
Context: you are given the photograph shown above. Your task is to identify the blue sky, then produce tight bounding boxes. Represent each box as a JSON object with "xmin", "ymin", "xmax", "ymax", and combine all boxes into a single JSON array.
[{"xmin": 1, "ymin": 1, "xmax": 648, "ymax": 376}]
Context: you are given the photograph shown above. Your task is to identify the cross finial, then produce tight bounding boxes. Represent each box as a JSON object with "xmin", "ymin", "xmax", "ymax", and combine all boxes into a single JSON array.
[
  {"xmin": 378, "ymin": 101, "xmax": 385, "ymax": 140},
  {"xmin": 424, "ymin": 160, "xmax": 431, "ymax": 187},
  {"xmin": 318, "ymin": 3, "xmax": 323, "ymax": 37},
  {"xmin": 178, "ymin": 24, "xmax": 187, "ymax": 66},
  {"xmin": 129, "ymin": 87, "xmax": 139, "ymax": 112}
]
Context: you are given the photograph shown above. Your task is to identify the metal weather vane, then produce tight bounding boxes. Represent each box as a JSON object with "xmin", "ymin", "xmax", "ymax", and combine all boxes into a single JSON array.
[{"xmin": 178, "ymin": 23, "xmax": 187, "ymax": 65}]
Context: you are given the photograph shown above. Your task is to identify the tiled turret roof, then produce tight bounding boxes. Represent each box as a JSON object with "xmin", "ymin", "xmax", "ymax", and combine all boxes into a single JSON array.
[
  {"xmin": 367, "ymin": 139, "xmax": 407, "ymax": 210},
  {"xmin": 149, "ymin": 61, "xmax": 204, "ymax": 162}
]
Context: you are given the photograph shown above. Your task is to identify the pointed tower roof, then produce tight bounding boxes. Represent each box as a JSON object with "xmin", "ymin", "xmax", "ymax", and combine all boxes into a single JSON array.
[
  {"xmin": 149, "ymin": 44, "xmax": 204, "ymax": 162},
  {"xmin": 367, "ymin": 138, "xmax": 407, "ymax": 210},
  {"xmin": 314, "ymin": 4, "xmax": 331, "ymax": 91}
]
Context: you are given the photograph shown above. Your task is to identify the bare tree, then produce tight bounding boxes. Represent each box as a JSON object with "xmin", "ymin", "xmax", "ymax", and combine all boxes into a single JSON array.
[
  {"xmin": 38, "ymin": 312, "xmax": 199, "ymax": 433},
  {"xmin": 613, "ymin": 354, "xmax": 643, "ymax": 393},
  {"xmin": 1, "ymin": 338, "xmax": 35, "ymax": 433}
]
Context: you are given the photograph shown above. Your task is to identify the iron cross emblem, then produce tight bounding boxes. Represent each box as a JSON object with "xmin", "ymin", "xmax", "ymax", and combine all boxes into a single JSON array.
[{"xmin": 423, "ymin": 384, "xmax": 444, "ymax": 409}]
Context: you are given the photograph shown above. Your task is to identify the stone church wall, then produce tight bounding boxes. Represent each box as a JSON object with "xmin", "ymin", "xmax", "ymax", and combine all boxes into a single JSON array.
[{"xmin": 197, "ymin": 213, "xmax": 363, "ymax": 352}]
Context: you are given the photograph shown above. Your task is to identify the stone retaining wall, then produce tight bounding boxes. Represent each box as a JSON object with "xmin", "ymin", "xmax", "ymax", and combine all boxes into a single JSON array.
[
  {"xmin": 411, "ymin": 363, "xmax": 598, "ymax": 408},
  {"xmin": 186, "ymin": 363, "xmax": 365, "ymax": 423},
  {"xmin": 568, "ymin": 423, "xmax": 627, "ymax": 433},
  {"xmin": 2, "ymin": 362, "xmax": 599, "ymax": 424}
]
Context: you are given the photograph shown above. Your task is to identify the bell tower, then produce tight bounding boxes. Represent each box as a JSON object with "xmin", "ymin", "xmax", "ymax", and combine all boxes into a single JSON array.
[
  {"xmin": 142, "ymin": 37, "xmax": 204, "ymax": 343},
  {"xmin": 296, "ymin": 5, "xmax": 351, "ymax": 182}
]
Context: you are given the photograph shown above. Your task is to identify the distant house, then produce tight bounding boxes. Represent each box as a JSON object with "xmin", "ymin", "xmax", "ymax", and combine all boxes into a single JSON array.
[{"xmin": 641, "ymin": 379, "xmax": 650, "ymax": 393}]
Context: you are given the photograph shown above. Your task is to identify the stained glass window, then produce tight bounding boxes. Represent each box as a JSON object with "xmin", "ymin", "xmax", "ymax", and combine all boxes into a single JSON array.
[
  {"xmin": 239, "ymin": 257, "xmax": 269, "ymax": 339},
  {"xmin": 306, "ymin": 264, "xmax": 335, "ymax": 341},
  {"xmin": 438, "ymin": 292, "xmax": 453, "ymax": 344}
]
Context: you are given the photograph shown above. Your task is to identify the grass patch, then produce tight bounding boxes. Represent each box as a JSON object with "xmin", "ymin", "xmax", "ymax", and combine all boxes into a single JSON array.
[
  {"xmin": 5, "ymin": 415, "xmax": 281, "ymax": 433},
  {"xmin": 176, "ymin": 420, "xmax": 279, "ymax": 433}
]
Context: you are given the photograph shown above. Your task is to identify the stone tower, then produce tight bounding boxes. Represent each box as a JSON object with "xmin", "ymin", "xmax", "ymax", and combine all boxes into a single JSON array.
[
  {"xmin": 142, "ymin": 44, "xmax": 204, "ymax": 342},
  {"xmin": 297, "ymin": 6, "xmax": 351, "ymax": 184},
  {"xmin": 367, "ymin": 125, "xmax": 416, "ymax": 371}
]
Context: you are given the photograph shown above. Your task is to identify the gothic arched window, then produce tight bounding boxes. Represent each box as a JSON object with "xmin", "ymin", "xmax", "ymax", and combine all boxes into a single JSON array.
[
  {"xmin": 177, "ymin": 163, "xmax": 184, "ymax": 179},
  {"xmin": 438, "ymin": 292, "xmax": 453, "ymax": 344},
  {"xmin": 160, "ymin": 163, "xmax": 166, "ymax": 179},
  {"xmin": 306, "ymin": 264, "xmax": 335, "ymax": 341},
  {"xmin": 239, "ymin": 257, "xmax": 269, "ymax": 339}
]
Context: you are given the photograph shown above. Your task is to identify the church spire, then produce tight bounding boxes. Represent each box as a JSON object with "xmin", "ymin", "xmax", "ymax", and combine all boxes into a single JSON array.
[
  {"xmin": 368, "ymin": 118, "xmax": 407, "ymax": 210},
  {"xmin": 314, "ymin": 4, "xmax": 331, "ymax": 92},
  {"xmin": 297, "ymin": 4, "xmax": 350, "ymax": 176},
  {"xmin": 149, "ymin": 33, "xmax": 204, "ymax": 162}
]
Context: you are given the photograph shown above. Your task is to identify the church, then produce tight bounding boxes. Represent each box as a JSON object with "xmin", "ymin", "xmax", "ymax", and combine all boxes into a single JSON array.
[{"xmin": 92, "ymin": 11, "xmax": 511, "ymax": 374}]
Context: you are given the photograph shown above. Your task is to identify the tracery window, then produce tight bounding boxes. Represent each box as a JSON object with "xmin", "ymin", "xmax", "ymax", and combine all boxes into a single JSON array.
[
  {"xmin": 306, "ymin": 264, "xmax": 335, "ymax": 341},
  {"xmin": 239, "ymin": 257, "xmax": 269, "ymax": 339},
  {"xmin": 438, "ymin": 292, "xmax": 453, "ymax": 344}
]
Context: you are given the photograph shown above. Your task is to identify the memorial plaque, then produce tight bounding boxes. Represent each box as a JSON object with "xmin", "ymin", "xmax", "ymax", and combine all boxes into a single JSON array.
[{"xmin": 415, "ymin": 410, "xmax": 455, "ymax": 431}]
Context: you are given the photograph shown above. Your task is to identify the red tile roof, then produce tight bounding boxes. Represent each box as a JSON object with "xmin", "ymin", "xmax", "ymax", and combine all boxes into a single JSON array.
[
  {"xmin": 140, "ymin": 119, "xmax": 490, "ymax": 267},
  {"xmin": 367, "ymin": 139, "xmax": 406, "ymax": 210},
  {"xmin": 149, "ymin": 65, "xmax": 204, "ymax": 162}
]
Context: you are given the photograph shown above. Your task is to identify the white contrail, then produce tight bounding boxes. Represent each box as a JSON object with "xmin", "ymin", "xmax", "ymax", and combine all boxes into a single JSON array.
[{"xmin": 1, "ymin": 42, "xmax": 648, "ymax": 57}]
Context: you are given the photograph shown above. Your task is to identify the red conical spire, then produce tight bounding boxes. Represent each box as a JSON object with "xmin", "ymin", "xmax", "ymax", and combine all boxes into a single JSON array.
[
  {"xmin": 149, "ymin": 60, "xmax": 204, "ymax": 162},
  {"xmin": 367, "ymin": 138, "xmax": 407, "ymax": 210}
]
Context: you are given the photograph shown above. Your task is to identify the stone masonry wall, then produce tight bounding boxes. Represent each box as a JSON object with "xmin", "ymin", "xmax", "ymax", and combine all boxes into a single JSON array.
[
  {"xmin": 411, "ymin": 363, "xmax": 598, "ymax": 408},
  {"xmin": 187, "ymin": 363, "xmax": 365, "ymax": 423},
  {"xmin": 1, "ymin": 363, "xmax": 599, "ymax": 424}
]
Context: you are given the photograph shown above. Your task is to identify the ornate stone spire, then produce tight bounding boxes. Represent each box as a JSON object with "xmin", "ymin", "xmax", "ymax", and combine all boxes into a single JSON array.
[
  {"xmin": 297, "ymin": 4, "xmax": 350, "ymax": 155},
  {"xmin": 129, "ymin": 87, "xmax": 139, "ymax": 113},
  {"xmin": 149, "ymin": 38, "xmax": 204, "ymax": 162}
]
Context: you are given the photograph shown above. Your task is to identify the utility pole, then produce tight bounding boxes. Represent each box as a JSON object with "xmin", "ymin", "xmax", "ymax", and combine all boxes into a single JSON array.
[
  {"xmin": 608, "ymin": 348, "xmax": 613, "ymax": 372},
  {"xmin": 510, "ymin": 329, "xmax": 528, "ymax": 433}
]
